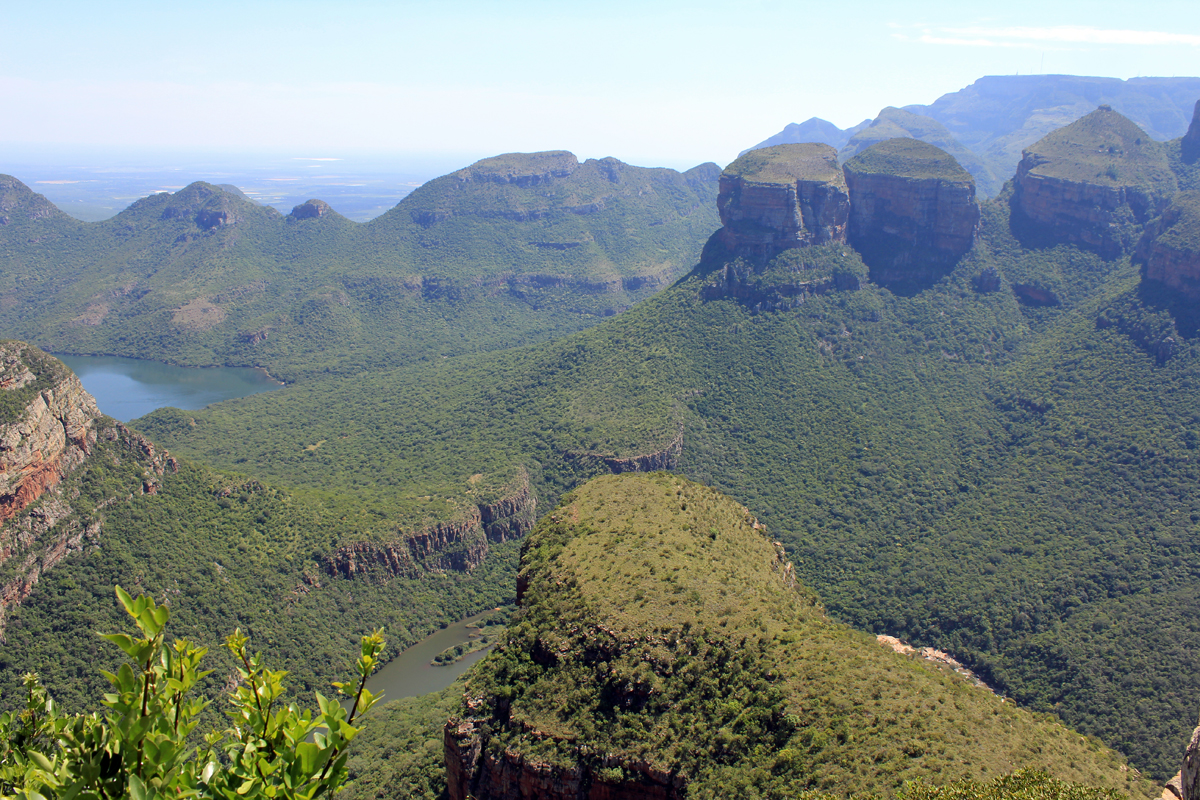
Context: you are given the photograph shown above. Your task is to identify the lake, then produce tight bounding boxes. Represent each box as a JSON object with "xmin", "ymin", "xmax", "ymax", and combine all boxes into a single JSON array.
[{"xmin": 56, "ymin": 354, "xmax": 283, "ymax": 422}]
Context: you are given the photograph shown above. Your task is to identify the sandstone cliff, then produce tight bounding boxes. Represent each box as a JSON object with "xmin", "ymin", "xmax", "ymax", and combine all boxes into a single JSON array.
[
  {"xmin": 0, "ymin": 342, "xmax": 178, "ymax": 637},
  {"xmin": 323, "ymin": 473, "xmax": 536, "ymax": 580},
  {"xmin": 1135, "ymin": 191, "xmax": 1200, "ymax": 301},
  {"xmin": 716, "ymin": 143, "xmax": 849, "ymax": 260},
  {"xmin": 1012, "ymin": 106, "xmax": 1177, "ymax": 258},
  {"xmin": 843, "ymin": 138, "xmax": 979, "ymax": 288}
]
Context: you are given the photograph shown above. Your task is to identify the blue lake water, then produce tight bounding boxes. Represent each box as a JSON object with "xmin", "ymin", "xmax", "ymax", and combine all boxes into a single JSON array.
[{"xmin": 55, "ymin": 355, "xmax": 283, "ymax": 422}]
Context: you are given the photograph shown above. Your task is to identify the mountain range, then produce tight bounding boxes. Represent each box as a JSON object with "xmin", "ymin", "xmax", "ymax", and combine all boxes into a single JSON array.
[{"xmin": 2, "ymin": 75, "xmax": 1200, "ymax": 797}]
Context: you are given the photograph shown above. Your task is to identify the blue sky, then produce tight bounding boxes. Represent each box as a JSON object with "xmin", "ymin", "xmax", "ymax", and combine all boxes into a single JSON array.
[{"xmin": 3, "ymin": 0, "xmax": 1199, "ymax": 169}]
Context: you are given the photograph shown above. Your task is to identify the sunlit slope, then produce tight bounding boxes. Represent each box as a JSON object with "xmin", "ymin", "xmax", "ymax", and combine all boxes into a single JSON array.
[
  {"xmin": 449, "ymin": 473, "xmax": 1149, "ymax": 798},
  {"xmin": 0, "ymin": 154, "xmax": 719, "ymax": 380}
]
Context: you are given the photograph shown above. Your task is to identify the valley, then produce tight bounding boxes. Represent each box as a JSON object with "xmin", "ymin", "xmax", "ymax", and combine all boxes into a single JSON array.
[{"xmin": 2, "ymin": 77, "xmax": 1200, "ymax": 798}]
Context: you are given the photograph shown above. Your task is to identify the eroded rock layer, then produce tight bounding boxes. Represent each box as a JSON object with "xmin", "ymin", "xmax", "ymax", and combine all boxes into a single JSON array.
[
  {"xmin": 1136, "ymin": 191, "xmax": 1200, "ymax": 301},
  {"xmin": 323, "ymin": 473, "xmax": 536, "ymax": 580},
  {"xmin": 843, "ymin": 138, "xmax": 979, "ymax": 287},
  {"xmin": 1013, "ymin": 106, "xmax": 1177, "ymax": 257},
  {"xmin": 0, "ymin": 342, "xmax": 178, "ymax": 636},
  {"xmin": 716, "ymin": 143, "xmax": 849, "ymax": 260}
]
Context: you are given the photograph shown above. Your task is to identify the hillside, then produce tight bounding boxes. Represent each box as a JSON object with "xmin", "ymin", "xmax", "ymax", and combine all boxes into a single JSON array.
[
  {"xmin": 135, "ymin": 170, "xmax": 1200, "ymax": 778},
  {"xmin": 447, "ymin": 473, "xmax": 1149, "ymax": 798},
  {"xmin": 0, "ymin": 153, "xmax": 719, "ymax": 381},
  {"xmin": 0, "ymin": 344, "xmax": 522, "ymax": 724}
]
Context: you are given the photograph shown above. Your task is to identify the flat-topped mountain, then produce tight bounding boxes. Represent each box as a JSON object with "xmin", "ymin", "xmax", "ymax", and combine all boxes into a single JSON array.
[
  {"xmin": 716, "ymin": 143, "xmax": 849, "ymax": 259},
  {"xmin": 1012, "ymin": 106, "xmax": 1177, "ymax": 257},
  {"xmin": 446, "ymin": 473, "xmax": 1149, "ymax": 798},
  {"xmin": 843, "ymin": 138, "xmax": 979, "ymax": 288}
]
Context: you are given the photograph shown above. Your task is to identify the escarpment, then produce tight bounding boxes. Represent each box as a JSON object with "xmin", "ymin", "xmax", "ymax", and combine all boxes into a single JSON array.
[
  {"xmin": 1135, "ymin": 191, "xmax": 1200, "ymax": 301},
  {"xmin": 0, "ymin": 342, "xmax": 178, "ymax": 636},
  {"xmin": 323, "ymin": 474, "xmax": 536, "ymax": 580},
  {"xmin": 445, "ymin": 474, "xmax": 1146, "ymax": 799},
  {"xmin": 0, "ymin": 175, "xmax": 76, "ymax": 228},
  {"xmin": 1013, "ymin": 106, "xmax": 1178, "ymax": 257},
  {"xmin": 716, "ymin": 143, "xmax": 849, "ymax": 260},
  {"xmin": 1182, "ymin": 100, "xmax": 1200, "ymax": 163},
  {"xmin": 843, "ymin": 138, "xmax": 979, "ymax": 288}
]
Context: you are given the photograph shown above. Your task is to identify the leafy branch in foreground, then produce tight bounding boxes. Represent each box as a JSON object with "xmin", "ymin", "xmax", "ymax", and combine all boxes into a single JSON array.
[{"xmin": 0, "ymin": 586, "xmax": 384, "ymax": 799}]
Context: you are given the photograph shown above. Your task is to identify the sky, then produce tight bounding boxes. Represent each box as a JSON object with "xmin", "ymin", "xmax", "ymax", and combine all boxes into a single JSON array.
[{"xmin": 3, "ymin": 0, "xmax": 1200, "ymax": 171}]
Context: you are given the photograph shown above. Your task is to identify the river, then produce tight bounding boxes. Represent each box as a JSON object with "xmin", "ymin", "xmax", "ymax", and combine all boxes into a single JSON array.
[{"xmin": 360, "ymin": 611, "xmax": 496, "ymax": 703}]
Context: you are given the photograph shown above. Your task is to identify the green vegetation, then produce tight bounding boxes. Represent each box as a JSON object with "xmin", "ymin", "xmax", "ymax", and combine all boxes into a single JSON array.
[
  {"xmin": 722, "ymin": 143, "xmax": 844, "ymax": 186},
  {"xmin": 0, "ymin": 154, "xmax": 718, "ymax": 381},
  {"xmin": 1020, "ymin": 107, "xmax": 1177, "ymax": 193},
  {"xmin": 0, "ymin": 587, "xmax": 384, "ymax": 799},
  {"xmin": 131, "ymin": 188, "xmax": 1200, "ymax": 778},
  {"xmin": 843, "ymin": 138, "xmax": 974, "ymax": 183},
  {"xmin": 1147, "ymin": 190, "xmax": 1200, "ymax": 253},
  {"xmin": 457, "ymin": 474, "xmax": 1149, "ymax": 797},
  {"xmin": 431, "ymin": 607, "xmax": 510, "ymax": 666}
]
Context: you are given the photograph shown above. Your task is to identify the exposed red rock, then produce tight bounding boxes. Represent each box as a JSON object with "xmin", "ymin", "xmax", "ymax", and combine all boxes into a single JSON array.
[
  {"xmin": 0, "ymin": 342, "xmax": 178, "ymax": 637},
  {"xmin": 843, "ymin": 139, "xmax": 979, "ymax": 287},
  {"xmin": 716, "ymin": 143, "xmax": 849, "ymax": 260}
]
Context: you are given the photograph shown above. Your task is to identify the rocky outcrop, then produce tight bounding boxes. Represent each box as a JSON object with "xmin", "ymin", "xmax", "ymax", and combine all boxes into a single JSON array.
[
  {"xmin": 1012, "ymin": 106, "xmax": 1177, "ymax": 258},
  {"xmin": 160, "ymin": 182, "xmax": 248, "ymax": 229},
  {"xmin": 1135, "ymin": 191, "xmax": 1200, "ymax": 301},
  {"xmin": 700, "ymin": 256, "xmax": 860, "ymax": 312},
  {"xmin": 445, "ymin": 719, "xmax": 684, "ymax": 800},
  {"xmin": 455, "ymin": 151, "xmax": 580, "ymax": 187},
  {"xmin": 843, "ymin": 139, "xmax": 979, "ymax": 287},
  {"xmin": 0, "ymin": 343, "xmax": 178, "ymax": 636},
  {"xmin": 1183, "ymin": 725, "xmax": 1200, "ymax": 800},
  {"xmin": 716, "ymin": 143, "xmax": 849, "ymax": 260},
  {"xmin": 323, "ymin": 474, "xmax": 536, "ymax": 580},
  {"xmin": 289, "ymin": 199, "xmax": 333, "ymax": 220},
  {"xmin": 0, "ymin": 347, "xmax": 99, "ymax": 522},
  {"xmin": 565, "ymin": 428, "xmax": 683, "ymax": 474}
]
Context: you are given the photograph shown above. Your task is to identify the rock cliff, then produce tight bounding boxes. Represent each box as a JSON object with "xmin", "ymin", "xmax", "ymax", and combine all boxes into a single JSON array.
[
  {"xmin": 1012, "ymin": 106, "xmax": 1178, "ymax": 258},
  {"xmin": 1135, "ymin": 191, "xmax": 1200, "ymax": 301},
  {"xmin": 323, "ymin": 473, "xmax": 536, "ymax": 580},
  {"xmin": 716, "ymin": 143, "xmax": 849, "ymax": 260},
  {"xmin": 0, "ymin": 342, "xmax": 177, "ymax": 636},
  {"xmin": 1182, "ymin": 100, "xmax": 1200, "ymax": 163},
  {"xmin": 843, "ymin": 139, "xmax": 979, "ymax": 288}
]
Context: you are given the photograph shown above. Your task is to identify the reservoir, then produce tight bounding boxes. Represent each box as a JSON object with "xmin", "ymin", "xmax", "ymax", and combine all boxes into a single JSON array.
[
  {"xmin": 55, "ymin": 355, "xmax": 282, "ymax": 422},
  {"xmin": 362, "ymin": 611, "xmax": 496, "ymax": 703}
]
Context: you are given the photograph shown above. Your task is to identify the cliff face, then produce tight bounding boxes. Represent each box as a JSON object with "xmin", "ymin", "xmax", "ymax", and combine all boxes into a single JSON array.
[
  {"xmin": 0, "ymin": 342, "xmax": 178, "ymax": 636},
  {"xmin": 1135, "ymin": 191, "xmax": 1200, "ymax": 301},
  {"xmin": 1182, "ymin": 100, "xmax": 1200, "ymax": 162},
  {"xmin": 323, "ymin": 474, "xmax": 536, "ymax": 580},
  {"xmin": 843, "ymin": 139, "xmax": 979, "ymax": 287},
  {"xmin": 1012, "ymin": 106, "xmax": 1177, "ymax": 258},
  {"xmin": 716, "ymin": 143, "xmax": 849, "ymax": 260}
]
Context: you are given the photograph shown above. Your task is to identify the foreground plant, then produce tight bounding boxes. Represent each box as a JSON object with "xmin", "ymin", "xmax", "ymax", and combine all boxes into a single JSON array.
[{"xmin": 0, "ymin": 586, "xmax": 383, "ymax": 799}]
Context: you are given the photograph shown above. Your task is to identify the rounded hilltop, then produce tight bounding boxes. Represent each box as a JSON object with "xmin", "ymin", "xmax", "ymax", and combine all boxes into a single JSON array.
[
  {"xmin": 721, "ymin": 143, "xmax": 845, "ymax": 186},
  {"xmin": 842, "ymin": 138, "xmax": 974, "ymax": 183},
  {"xmin": 445, "ymin": 473, "xmax": 1150, "ymax": 799}
]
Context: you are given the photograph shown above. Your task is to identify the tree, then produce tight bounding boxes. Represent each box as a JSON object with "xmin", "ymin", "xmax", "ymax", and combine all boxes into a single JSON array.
[{"xmin": 0, "ymin": 586, "xmax": 384, "ymax": 799}]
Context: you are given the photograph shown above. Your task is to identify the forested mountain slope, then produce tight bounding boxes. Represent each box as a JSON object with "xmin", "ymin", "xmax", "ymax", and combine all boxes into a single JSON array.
[
  {"xmin": 139, "ymin": 113, "xmax": 1200, "ymax": 778},
  {"xmin": 0, "ymin": 154, "xmax": 719, "ymax": 381}
]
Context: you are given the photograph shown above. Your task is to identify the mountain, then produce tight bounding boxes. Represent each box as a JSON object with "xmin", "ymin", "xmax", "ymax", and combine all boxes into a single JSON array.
[
  {"xmin": 0, "ymin": 153, "xmax": 720, "ymax": 381},
  {"xmin": 741, "ymin": 116, "xmax": 871, "ymax": 154},
  {"xmin": 133, "ymin": 110, "xmax": 1200, "ymax": 779},
  {"xmin": 839, "ymin": 107, "xmax": 1002, "ymax": 198},
  {"xmin": 747, "ymin": 75, "xmax": 1200, "ymax": 200},
  {"xmin": 445, "ymin": 473, "xmax": 1148, "ymax": 798}
]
